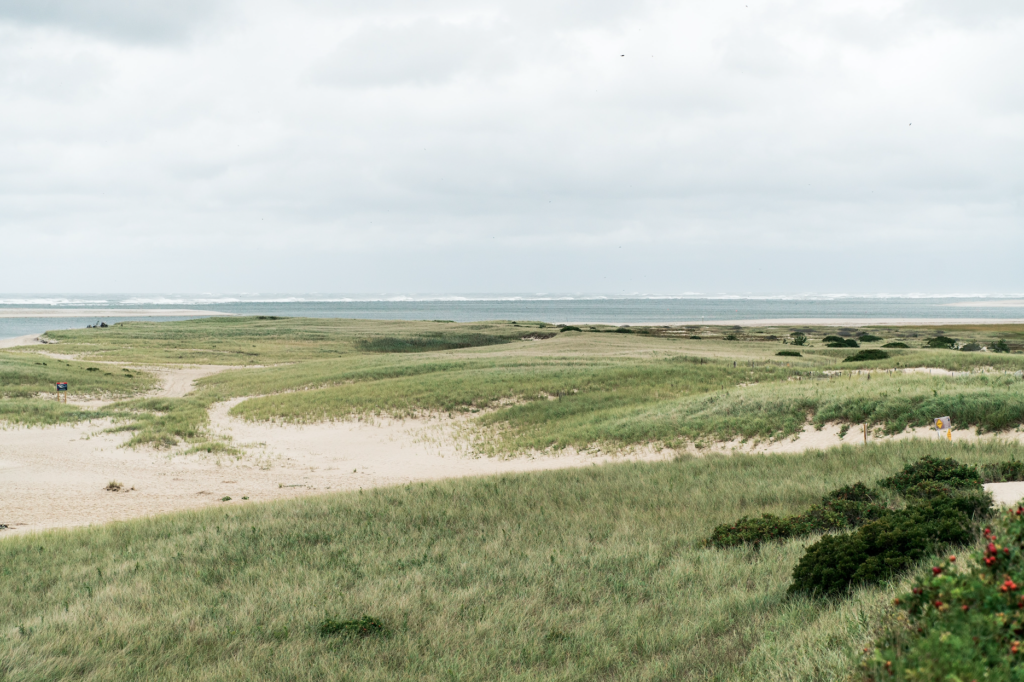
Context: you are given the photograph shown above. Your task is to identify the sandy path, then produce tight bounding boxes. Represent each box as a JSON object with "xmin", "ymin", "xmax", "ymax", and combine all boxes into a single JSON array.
[
  {"xmin": 147, "ymin": 365, "xmax": 235, "ymax": 398},
  {"xmin": 3, "ymin": 360, "xmax": 1024, "ymax": 537},
  {"xmin": 0, "ymin": 334, "xmax": 48, "ymax": 349},
  {"xmin": 0, "ymin": 407, "xmax": 677, "ymax": 536}
]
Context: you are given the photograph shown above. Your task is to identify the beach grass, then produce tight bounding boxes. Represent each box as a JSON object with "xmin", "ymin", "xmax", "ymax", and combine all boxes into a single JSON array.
[
  {"xmin": 5, "ymin": 318, "xmax": 1024, "ymax": 452},
  {"xmin": 3, "ymin": 439, "xmax": 1021, "ymax": 681}
]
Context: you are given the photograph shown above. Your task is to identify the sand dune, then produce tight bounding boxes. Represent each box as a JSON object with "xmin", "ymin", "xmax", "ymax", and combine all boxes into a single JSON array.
[{"xmin": 3, "ymin": 363, "xmax": 1023, "ymax": 536}]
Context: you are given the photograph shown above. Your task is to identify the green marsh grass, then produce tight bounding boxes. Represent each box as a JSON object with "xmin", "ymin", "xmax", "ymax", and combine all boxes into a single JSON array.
[{"xmin": 3, "ymin": 440, "xmax": 1021, "ymax": 681}]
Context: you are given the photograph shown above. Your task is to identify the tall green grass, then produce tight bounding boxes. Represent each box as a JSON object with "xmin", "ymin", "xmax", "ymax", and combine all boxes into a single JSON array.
[{"xmin": 4, "ymin": 440, "xmax": 1020, "ymax": 681}]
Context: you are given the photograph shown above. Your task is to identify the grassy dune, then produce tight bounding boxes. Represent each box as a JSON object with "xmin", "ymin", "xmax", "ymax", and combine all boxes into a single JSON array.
[
  {"xmin": 4, "ymin": 317, "xmax": 1024, "ymax": 451},
  {"xmin": 4, "ymin": 440, "xmax": 1021, "ymax": 681}
]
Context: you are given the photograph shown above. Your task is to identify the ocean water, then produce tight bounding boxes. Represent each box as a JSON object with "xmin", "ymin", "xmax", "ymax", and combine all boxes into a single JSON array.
[{"xmin": 2, "ymin": 294, "xmax": 1023, "ymax": 340}]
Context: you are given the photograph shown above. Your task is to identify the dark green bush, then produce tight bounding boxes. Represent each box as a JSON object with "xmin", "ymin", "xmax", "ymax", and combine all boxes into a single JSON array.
[
  {"xmin": 613, "ymin": 327, "xmax": 633, "ymax": 334},
  {"xmin": 724, "ymin": 334, "xmax": 738, "ymax": 340},
  {"xmin": 788, "ymin": 497, "xmax": 981, "ymax": 597},
  {"xmin": 980, "ymin": 459, "xmax": 1024, "ymax": 483},
  {"xmin": 961, "ymin": 342, "xmax": 982, "ymax": 352},
  {"xmin": 318, "ymin": 615, "xmax": 388, "ymax": 638},
  {"xmin": 791, "ymin": 333, "xmax": 808, "ymax": 346},
  {"xmin": 842, "ymin": 349, "xmax": 889, "ymax": 362},
  {"xmin": 993, "ymin": 339, "xmax": 1011, "ymax": 353},
  {"xmin": 707, "ymin": 486, "xmax": 885, "ymax": 549},
  {"xmin": 776, "ymin": 351, "xmax": 802, "ymax": 357},
  {"xmin": 689, "ymin": 336, "xmax": 701, "ymax": 340},
  {"xmin": 356, "ymin": 332, "xmax": 532, "ymax": 353},
  {"xmin": 862, "ymin": 510, "xmax": 1024, "ymax": 679},
  {"xmin": 926, "ymin": 336, "xmax": 958, "ymax": 349},
  {"xmin": 559, "ymin": 326, "xmax": 582, "ymax": 333},
  {"xmin": 822, "ymin": 335, "xmax": 859, "ymax": 346},
  {"xmin": 877, "ymin": 456, "xmax": 982, "ymax": 495},
  {"xmin": 882, "ymin": 341, "xmax": 909, "ymax": 348},
  {"xmin": 826, "ymin": 482, "xmax": 875, "ymax": 502},
  {"xmin": 859, "ymin": 334, "xmax": 883, "ymax": 343}
]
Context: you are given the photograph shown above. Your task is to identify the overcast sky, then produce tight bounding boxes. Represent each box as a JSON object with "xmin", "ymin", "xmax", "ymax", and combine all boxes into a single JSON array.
[{"xmin": 0, "ymin": 0, "xmax": 1021, "ymax": 294}]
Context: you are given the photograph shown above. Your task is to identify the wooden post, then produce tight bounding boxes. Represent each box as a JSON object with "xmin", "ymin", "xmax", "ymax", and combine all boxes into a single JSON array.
[{"xmin": 863, "ymin": 423, "xmax": 867, "ymax": 444}]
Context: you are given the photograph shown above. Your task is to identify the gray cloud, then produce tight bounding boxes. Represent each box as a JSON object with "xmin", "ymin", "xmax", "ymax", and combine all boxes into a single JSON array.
[{"xmin": 0, "ymin": 0, "xmax": 1022, "ymax": 294}]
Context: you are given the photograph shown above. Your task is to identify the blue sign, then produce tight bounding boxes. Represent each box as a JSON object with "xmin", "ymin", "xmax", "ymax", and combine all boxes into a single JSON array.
[{"xmin": 56, "ymin": 382, "xmax": 68, "ymax": 392}]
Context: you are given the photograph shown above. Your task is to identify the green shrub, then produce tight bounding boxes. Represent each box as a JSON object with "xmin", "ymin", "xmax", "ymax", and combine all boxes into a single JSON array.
[
  {"xmin": 859, "ymin": 334, "xmax": 883, "ymax": 343},
  {"xmin": 707, "ymin": 484, "xmax": 885, "ymax": 549},
  {"xmin": 318, "ymin": 615, "xmax": 389, "ymax": 638},
  {"xmin": 842, "ymin": 349, "xmax": 889, "ymax": 362},
  {"xmin": 877, "ymin": 456, "xmax": 982, "ymax": 495},
  {"xmin": 356, "ymin": 333, "xmax": 526, "ymax": 353},
  {"xmin": 993, "ymin": 339, "xmax": 1011, "ymax": 353},
  {"xmin": 788, "ymin": 496, "xmax": 982, "ymax": 597},
  {"xmin": 862, "ymin": 509, "xmax": 1024, "ymax": 679},
  {"xmin": 724, "ymin": 334, "xmax": 738, "ymax": 340},
  {"xmin": 613, "ymin": 327, "xmax": 633, "ymax": 334},
  {"xmin": 926, "ymin": 336, "xmax": 958, "ymax": 349},
  {"xmin": 980, "ymin": 459, "xmax": 1024, "ymax": 483},
  {"xmin": 559, "ymin": 326, "xmax": 582, "ymax": 333},
  {"xmin": 882, "ymin": 342, "xmax": 909, "ymax": 349},
  {"xmin": 791, "ymin": 333, "xmax": 808, "ymax": 346},
  {"xmin": 777, "ymin": 351, "xmax": 802, "ymax": 357},
  {"xmin": 689, "ymin": 336, "xmax": 701, "ymax": 340},
  {"xmin": 825, "ymin": 337, "xmax": 860, "ymax": 348}
]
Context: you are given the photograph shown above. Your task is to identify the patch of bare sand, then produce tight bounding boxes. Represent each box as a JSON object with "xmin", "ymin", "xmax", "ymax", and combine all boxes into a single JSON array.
[
  {"xmin": 0, "ymin": 402, "xmax": 675, "ymax": 536},
  {"xmin": 0, "ymin": 334, "xmax": 48, "ymax": 349},
  {"xmin": 987, "ymin": 482, "xmax": 1024, "ymax": 506}
]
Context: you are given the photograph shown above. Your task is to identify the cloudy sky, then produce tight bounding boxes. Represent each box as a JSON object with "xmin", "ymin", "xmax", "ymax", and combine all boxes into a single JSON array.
[{"xmin": 1, "ymin": 0, "xmax": 1021, "ymax": 294}]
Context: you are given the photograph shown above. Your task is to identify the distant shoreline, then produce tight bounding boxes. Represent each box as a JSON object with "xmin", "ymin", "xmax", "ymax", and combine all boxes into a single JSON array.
[{"xmin": 0, "ymin": 309, "xmax": 233, "ymax": 318}]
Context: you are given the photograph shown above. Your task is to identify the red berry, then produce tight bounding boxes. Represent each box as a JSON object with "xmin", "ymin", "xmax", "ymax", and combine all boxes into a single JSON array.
[
  {"xmin": 949, "ymin": 555, "xmax": 956, "ymax": 562},
  {"xmin": 933, "ymin": 567, "xmax": 943, "ymax": 575}
]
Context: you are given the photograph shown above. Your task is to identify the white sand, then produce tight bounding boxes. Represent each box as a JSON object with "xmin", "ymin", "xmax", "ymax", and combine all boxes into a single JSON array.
[
  {"xmin": 0, "ymin": 309, "xmax": 232, "ymax": 318},
  {"xmin": 985, "ymin": 482, "xmax": 1024, "ymax": 507},
  {"xmin": 3, "ymin": 362, "xmax": 1024, "ymax": 537},
  {"xmin": 0, "ymin": 334, "xmax": 48, "ymax": 349}
]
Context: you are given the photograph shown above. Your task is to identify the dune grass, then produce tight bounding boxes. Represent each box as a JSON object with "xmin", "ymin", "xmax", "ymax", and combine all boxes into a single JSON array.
[
  {"xmin": 7, "ymin": 317, "xmax": 1024, "ymax": 452},
  {"xmin": 3, "ymin": 439, "xmax": 1021, "ymax": 681},
  {"xmin": 0, "ymin": 351, "xmax": 156, "ymax": 399}
]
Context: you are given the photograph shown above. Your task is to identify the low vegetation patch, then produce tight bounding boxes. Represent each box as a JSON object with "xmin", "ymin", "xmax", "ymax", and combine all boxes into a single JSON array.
[
  {"xmin": 776, "ymin": 350, "xmax": 802, "ymax": 357},
  {"xmin": 4, "ymin": 441, "xmax": 1024, "ymax": 680},
  {"xmin": 714, "ymin": 456, "xmax": 1001, "ymax": 598},
  {"xmin": 927, "ymin": 336, "xmax": 959, "ymax": 349},
  {"xmin": 843, "ymin": 349, "xmax": 890, "ymax": 362},
  {"xmin": 318, "ymin": 615, "xmax": 389, "ymax": 638},
  {"xmin": 859, "ymin": 334, "xmax": 884, "ymax": 343},
  {"xmin": 882, "ymin": 342, "xmax": 909, "ymax": 349},
  {"xmin": 863, "ymin": 508, "xmax": 1024, "ymax": 679}
]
